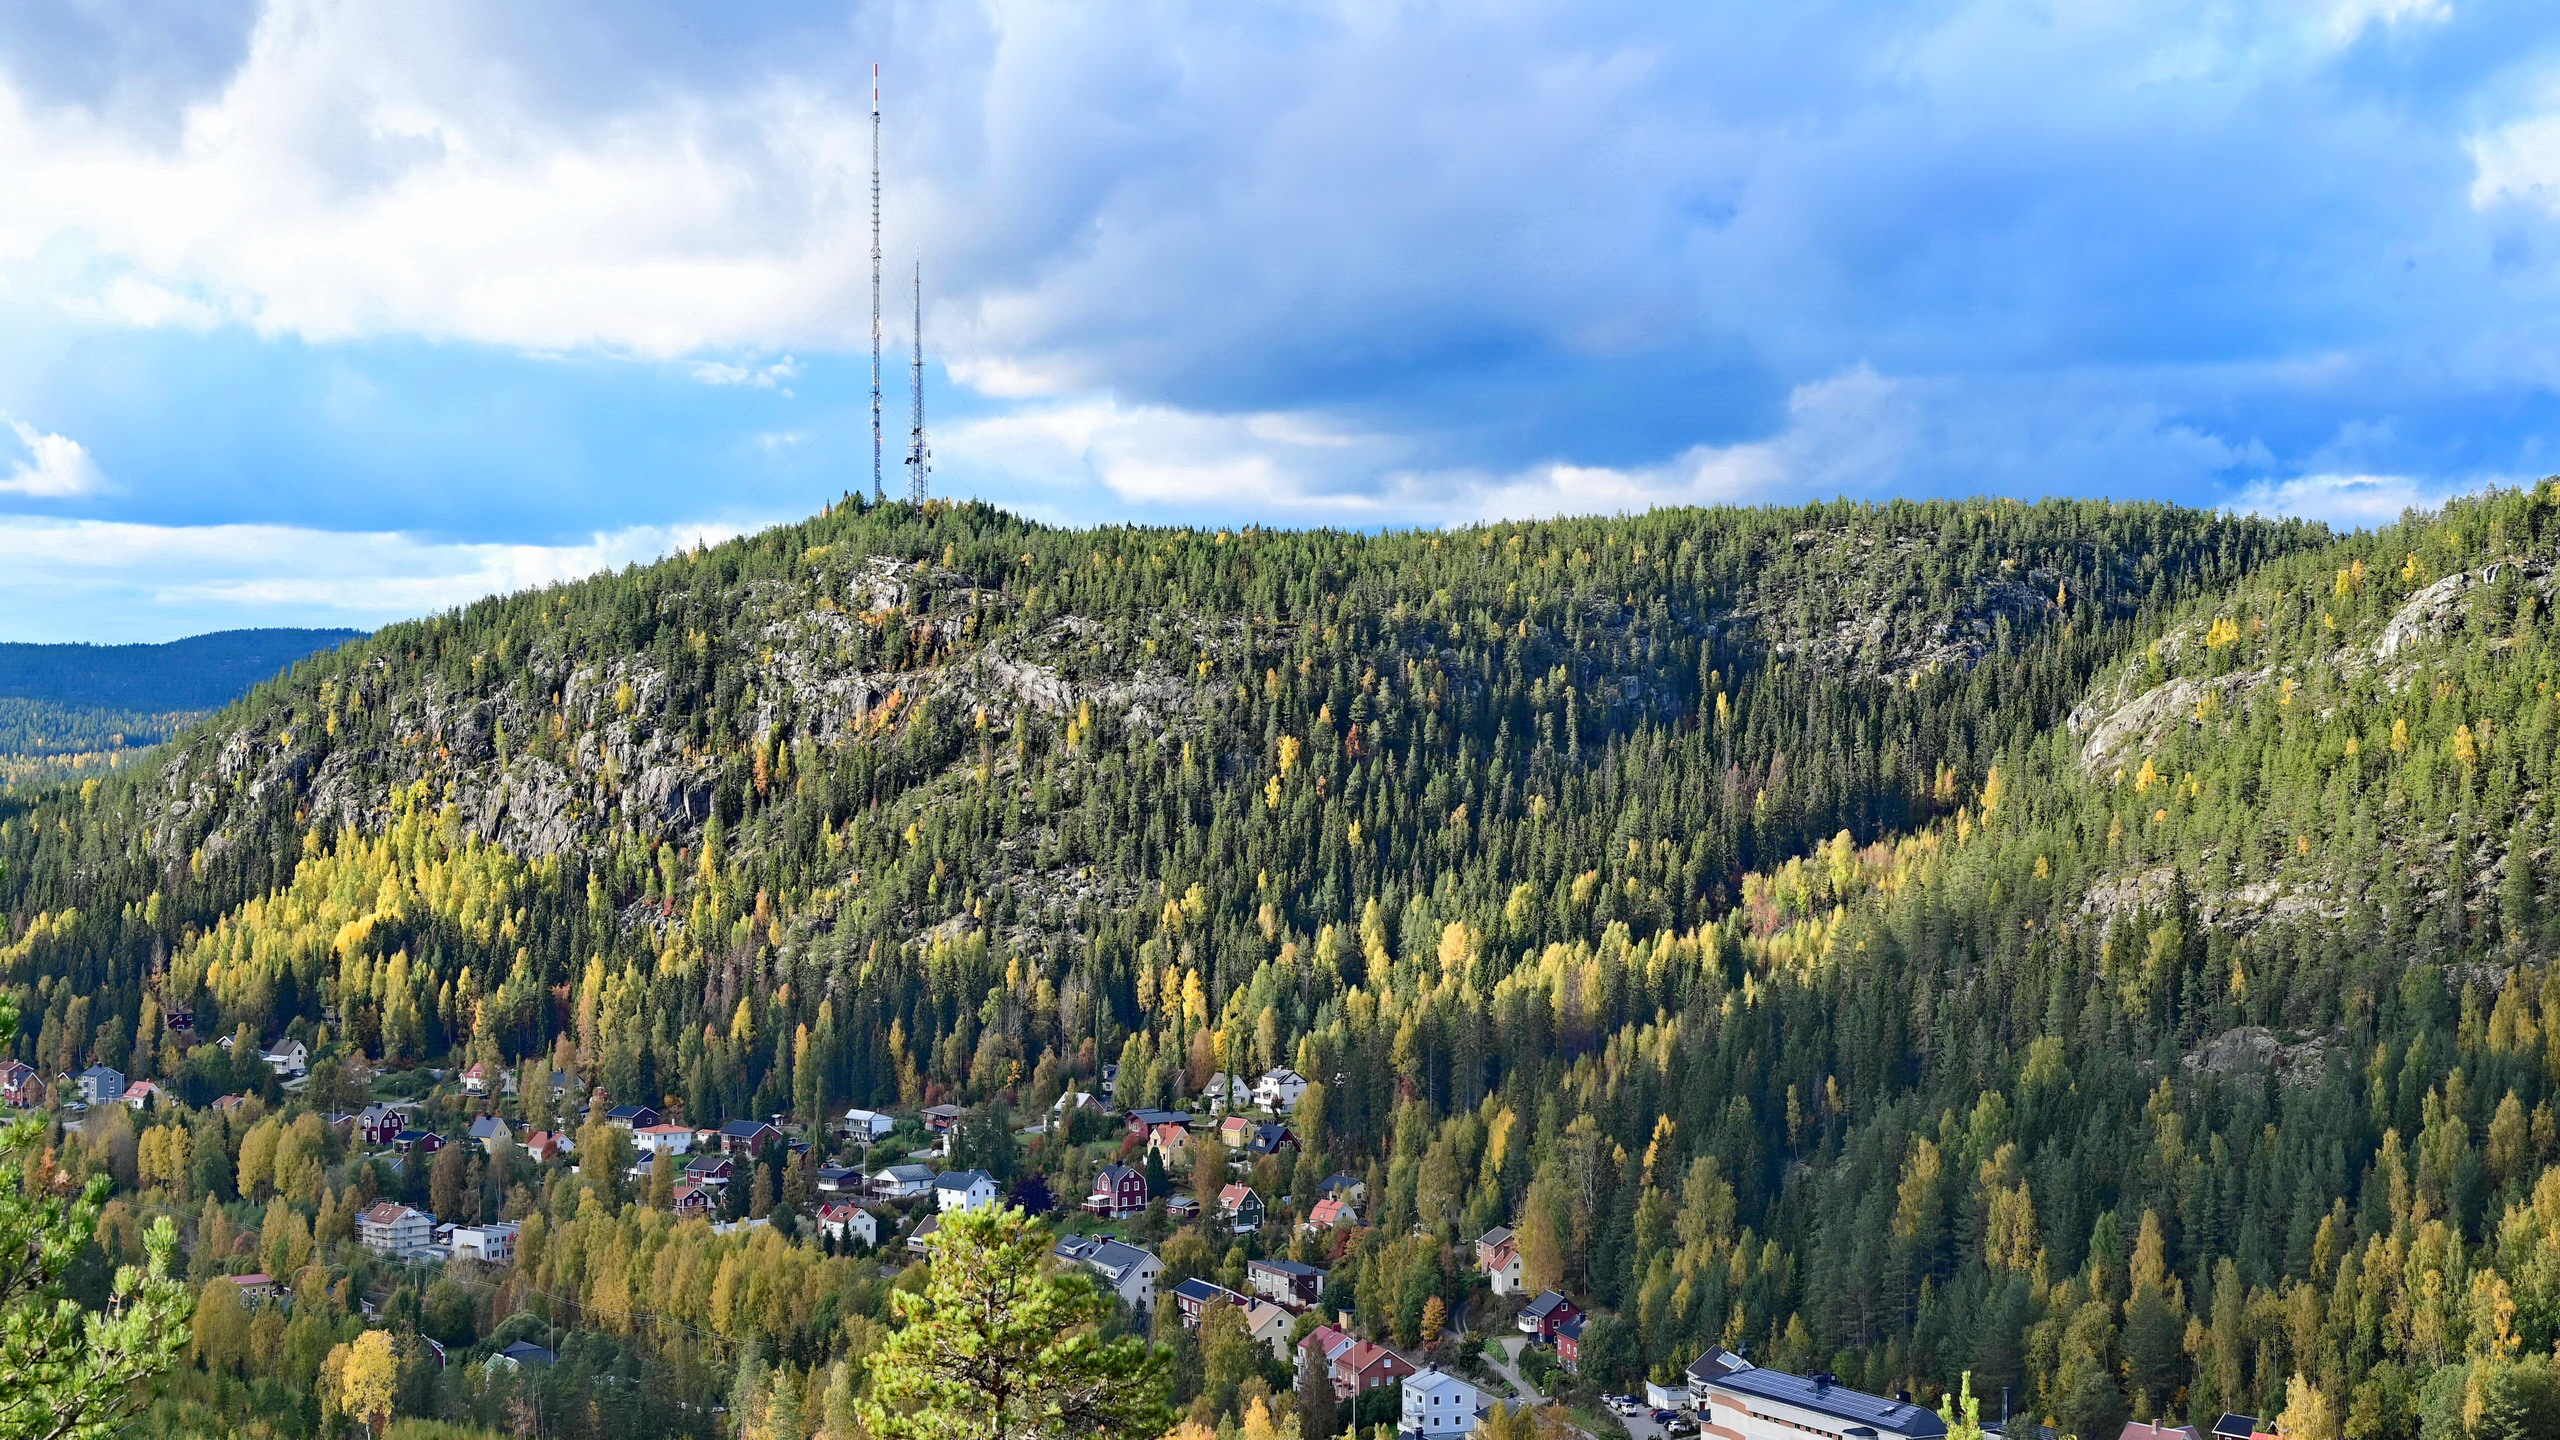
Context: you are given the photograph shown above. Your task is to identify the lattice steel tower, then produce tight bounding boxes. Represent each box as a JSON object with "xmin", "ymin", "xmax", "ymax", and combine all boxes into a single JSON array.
[
  {"xmin": 869, "ymin": 64, "xmax": 885, "ymax": 503},
  {"xmin": 907, "ymin": 264, "xmax": 931, "ymax": 503}
]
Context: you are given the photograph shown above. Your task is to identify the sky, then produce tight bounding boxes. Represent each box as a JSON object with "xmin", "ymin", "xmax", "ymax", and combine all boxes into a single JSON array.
[{"xmin": 6, "ymin": 1, "xmax": 2560, "ymax": 640}]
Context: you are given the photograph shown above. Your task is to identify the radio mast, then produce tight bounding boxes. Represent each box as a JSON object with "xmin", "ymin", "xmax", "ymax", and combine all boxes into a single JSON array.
[
  {"xmin": 869, "ymin": 64, "xmax": 884, "ymax": 503},
  {"xmin": 907, "ymin": 263, "xmax": 931, "ymax": 503}
]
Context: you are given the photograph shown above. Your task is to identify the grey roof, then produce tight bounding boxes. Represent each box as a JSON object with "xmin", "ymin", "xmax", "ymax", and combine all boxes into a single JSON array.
[
  {"xmin": 1252, "ymin": 1258, "xmax": 1323, "ymax": 1278},
  {"xmin": 1171, "ymin": 1277, "xmax": 1232, "ymax": 1304},
  {"xmin": 879, "ymin": 1163, "xmax": 936, "ymax": 1182},
  {"xmin": 1686, "ymin": 1347, "xmax": 1747, "ymax": 1383},
  {"xmin": 467, "ymin": 1117, "xmax": 506, "ymax": 1139},
  {"xmin": 2210, "ymin": 1417, "xmax": 2260, "ymax": 1440},
  {"xmin": 1059, "ymin": 1237, "xmax": 1156, "ymax": 1283},
  {"xmin": 1522, "ymin": 1290, "xmax": 1576, "ymax": 1319},
  {"xmin": 1479, "ymin": 1226, "xmax": 1514, "ymax": 1248},
  {"xmin": 498, "ymin": 1341, "xmax": 555, "ymax": 1368},
  {"xmin": 935, "ymin": 1168, "xmax": 995, "ymax": 1191},
  {"xmin": 1706, "ymin": 1369, "xmax": 1949, "ymax": 1440},
  {"xmin": 719, "ymin": 1119, "xmax": 776, "ymax": 1137}
]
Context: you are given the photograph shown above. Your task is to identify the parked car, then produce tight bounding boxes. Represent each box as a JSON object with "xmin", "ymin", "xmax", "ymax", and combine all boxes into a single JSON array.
[
  {"xmin": 1663, "ymin": 1418, "xmax": 1699, "ymax": 1438},
  {"xmin": 1652, "ymin": 1410, "xmax": 1679, "ymax": 1425}
]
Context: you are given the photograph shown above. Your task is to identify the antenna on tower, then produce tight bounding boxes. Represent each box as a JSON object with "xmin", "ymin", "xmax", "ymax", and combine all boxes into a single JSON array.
[
  {"xmin": 907, "ymin": 262, "xmax": 931, "ymax": 504},
  {"xmin": 870, "ymin": 63, "xmax": 885, "ymax": 504}
]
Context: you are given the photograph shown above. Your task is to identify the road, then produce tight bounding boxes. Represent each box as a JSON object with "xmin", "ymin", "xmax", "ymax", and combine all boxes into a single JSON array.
[{"xmin": 1478, "ymin": 1335, "xmax": 1661, "ymax": 1440}]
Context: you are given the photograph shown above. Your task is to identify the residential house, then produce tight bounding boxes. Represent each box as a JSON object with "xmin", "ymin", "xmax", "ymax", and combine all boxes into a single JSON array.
[
  {"xmin": 1403, "ymin": 1367, "xmax": 1485, "ymax": 1439},
  {"xmin": 520, "ymin": 1130, "xmax": 568, "ymax": 1165},
  {"xmin": 1304, "ymin": 1197, "xmax": 1358, "ymax": 1233},
  {"xmin": 1555, "ymin": 1313, "xmax": 1584, "ymax": 1370},
  {"xmin": 1147, "ymin": 1122, "xmax": 1191, "ymax": 1169},
  {"xmin": 76, "ymin": 1064, "xmax": 125, "ymax": 1106},
  {"xmin": 1053, "ymin": 1235, "xmax": 1163, "ymax": 1314},
  {"xmin": 262, "ymin": 1039, "xmax": 309, "ymax": 1078},
  {"xmin": 358, "ymin": 1203, "xmax": 436, "ymax": 1255},
  {"xmin": 1517, "ymin": 1291, "xmax": 1582, "ymax": 1342},
  {"xmin": 1099, "ymin": 1062, "xmax": 1119, "ymax": 1101},
  {"xmin": 872, "ymin": 1163, "xmax": 936, "ymax": 1200},
  {"xmin": 356, "ymin": 1102, "xmax": 406, "ymax": 1145},
  {"xmin": 634, "ymin": 1123, "xmax": 695, "ymax": 1156},
  {"xmin": 717, "ymin": 1119, "xmax": 782, "ymax": 1155},
  {"xmin": 1316, "ymin": 1173, "xmax": 1367, "ymax": 1206},
  {"xmin": 1124, "ymin": 1108, "xmax": 1193, "ymax": 1136},
  {"xmin": 906, "ymin": 1212, "xmax": 942, "ymax": 1256},
  {"xmin": 1217, "ymin": 1114, "xmax": 1258, "ymax": 1150},
  {"xmin": 1333, "ymin": 1339, "xmax": 1414, "ymax": 1399},
  {"xmin": 1170, "ymin": 1276, "xmax": 1245, "ymax": 1329},
  {"xmin": 841, "ymin": 1107, "xmax": 896, "ymax": 1141},
  {"xmin": 1684, "ymin": 1346, "xmax": 1749, "ymax": 1405},
  {"xmin": 1217, "ymin": 1183, "xmax": 1265, "ymax": 1234},
  {"xmin": 1167, "ymin": 1195, "xmax": 1202, "ymax": 1222},
  {"xmin": 683, "ymin": 1154, "xmax": 737, "ymax": 1185},
  {"xmin": 2120, "ymin": 1425, "xmax": 2205, "ymax": 1440},
  {"xmin": 489, "ymin": 1341, "xmax": 556, "ymax": 1373},
  {"xmin": 1476, "ymin": 1227, "xmax": 1525, "ymax": 1295},
  {"xmin": 450, "ymin": 1222, "xmax": 521, "ymax": 1263},
  {"xmin": 921, "ymin": 1103, "xmax": 966, "ymax": 1136},
  {"xmin": 1247, "ymin": 1257, "xmax": 1326, "ymax": 1309},
  {"xmin": 816, "ymin": 1164, "xmax": 865, "ymax": 1196},
  {"xmin": 228, "ymin": 1272, "xmax": 283, "ymax": 1306},
  {"xmin": 1242, "ymin": 1300, "xmax": 1295, "ymax": 1362},
  {"xmin": 1085, "ymin": 1163, "xmax": 1149, "ymax": 1218},
  {"xmin": 604, "ymin": 1104, "xmax": 662, "ymax": 1130},
  {"xmin": 0, "ymin": 1059, "xmax": 38, "ymax": 1106},
  {"xmin": 119, "ymin": 1079, "xmax": 164, "ymax": 1110},
  {"xmin": 670, "ymin": 1181, "xmax": 717, "ymax": 1217},
  {"xmin": 466, "ymin": 1115, "xmax": 513, "ymax": 1155},
  {"xmin": 1201, "ymin": 1072, "xmax": 1246, "ymax": 1112},
  {"xmin": 1300, "ymin": 1325, "xmax": 1356, "ymax": 1388},
  {"xmin": 816, "ymin": 1203, "xmax": 879, "ymax": 1249},
  {"xmin": 394, "ymin": 1128, "xmax": 445, "ymax": 1155},
  {"xmin": 934, "ymin": 1169, "xmax": 1001, "ymax": 1213},
  {"xmin": 1698, "ymin": 1366, "xmax": 1950, "ymax": 1440},
  {"xmin": 2210, "ymin": 1418, "xmax": 2270, "ymax": 1440},
  {"xmin": 1253, "ymin": 1068, "xmax": 1310, "ymax": 1112},
  {"xmin": 1241, "ymin": 1122, "xmax": 1298, "ymax": 1157},
  {"xmin": 461, "ymin": 1061, "xmax": 496, "ymax": 1095}
]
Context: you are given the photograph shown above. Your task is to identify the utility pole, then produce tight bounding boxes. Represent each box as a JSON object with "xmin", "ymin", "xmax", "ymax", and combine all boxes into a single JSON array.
[
  {"xmin": 907, "ymin": 262, "xmax": 931, "ymax": 504},
  {"xmin": 870, "ymin": 63, "xmax": 884, "ymax": 504}
]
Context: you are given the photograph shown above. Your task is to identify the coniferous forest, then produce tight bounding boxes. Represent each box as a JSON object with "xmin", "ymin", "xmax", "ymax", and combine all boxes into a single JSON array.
[{"xmin": 17, "ymin": 486, "xmax": 2560, "ymax": 1440}]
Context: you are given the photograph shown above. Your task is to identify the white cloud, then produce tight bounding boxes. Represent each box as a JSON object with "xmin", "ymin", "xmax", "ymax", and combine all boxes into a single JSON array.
[
  {"xmin": 0, "ymin": 513, "xmax": 746, "ymax": 641},
  {"xmin": 691, "ymin": 356, "xmax": 800, "ymax": 388},
  {"xmin": 0, "ymin": 415, "xmax": 107, "ymax": 497},
  {"xmin": 2228, "ymin": 472, "xmax": 2468, "ymax": 529}
]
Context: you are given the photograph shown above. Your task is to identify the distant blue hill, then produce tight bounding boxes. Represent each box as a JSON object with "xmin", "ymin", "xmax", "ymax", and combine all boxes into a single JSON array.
[{"xmin": 0, "ymin": 628, "xmax": 364, "ymax": 711}]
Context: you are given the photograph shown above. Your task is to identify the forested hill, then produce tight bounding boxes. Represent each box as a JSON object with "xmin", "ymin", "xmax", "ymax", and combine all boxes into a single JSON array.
[
  {"xmin": 0, "ymin": 627, "xmax": 362, "ymax": 709},
  {"xmin": 42, "ymin": 489, "xmax": 2560, "ymax": 1440}
]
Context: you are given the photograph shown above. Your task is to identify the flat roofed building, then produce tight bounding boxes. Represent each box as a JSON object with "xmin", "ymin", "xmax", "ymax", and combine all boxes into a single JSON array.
[{"xmin": 1700, "ymin": 1366, "xmax": 1949, "ymax": 1440}]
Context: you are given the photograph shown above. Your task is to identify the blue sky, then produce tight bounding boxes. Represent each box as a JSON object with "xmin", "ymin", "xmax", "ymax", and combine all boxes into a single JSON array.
[{"xmin": 5, "ymin": 1, "xmax": 2560, "ymax": 640}]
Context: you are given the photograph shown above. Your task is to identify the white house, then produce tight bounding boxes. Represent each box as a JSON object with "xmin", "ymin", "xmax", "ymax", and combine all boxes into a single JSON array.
[
  {"xmin": 872, "ymin": 1163, "xmax": 936, "ymax": 1200},
  {"xmin": 450, "ymin": 1222, "xmax": 521, "ymax": 1263},
  {"xmin": 935, "ymin": 1169, "xmax": 1001, "ymax": 1213},
  {"xmin": 358, "ymin": 1202, "xmax": 436, "ymax": 1256},
  {"xmin": 634, "ymin": 1123, "xmax": 696, "ymax": 1156},
  {"xmin": 1253, "ymin": 1068, "xmax": 1309, "ymax": 1112},
  {"xmin": 1403, "ymin": 1368, "xmax": 1485, "ymax": 1439},
  {"xmin": 842, "ymin": 1108, "xmax": 897, "ymax": 1141},
  {"xmin": 817, "ymin": 1203, "xmax": 880, "ymax": 1249},
  {"xmin": 1054, "ymin": 1235, "xmax": 1162, "ymax": 1314},
  {"xmin": 262, "ymin": 1039, "xmax": 309, "ymax": 1078}
]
